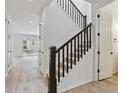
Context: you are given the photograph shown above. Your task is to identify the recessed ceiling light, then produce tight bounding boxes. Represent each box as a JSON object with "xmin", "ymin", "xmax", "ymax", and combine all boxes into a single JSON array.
[
  {"xmin": 29, "ymin": 21, "xmax": 33, "ymax": 24},
  {"xmin": 27, "ymin": 0, "xmax": 32, "ymax": 2}
]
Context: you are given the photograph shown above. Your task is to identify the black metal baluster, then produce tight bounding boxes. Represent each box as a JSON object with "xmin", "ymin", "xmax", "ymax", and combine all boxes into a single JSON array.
[
  {"xmin": 60, "ymin": 0, "xmax": 61, "ymax": 6},
  {"xmin": 75, "ymin": 7, "xmax": 76, "ymax": 22},
  {"xmin": 78, "ymin": 12, "xmax": 79, "ymax": 26},
  {"xmin": 62, "ymin": 0, "xmax": 64, "ymax": 9},
  {"xmin": 65, "ymin": 0, "xmax": 66, "ymax": 11},
  {"xmin": 90, "ymin": 24, "xmax": 91, "ymax": 49},
  {"xmin": 70, "ymin": 40, "xmax": 73, "ymax": 69},
  {"xmin": 79, "ymin": 14, "xmax": 80, "ymax": 27},
  {"xmin": 72, "ymin": 4, "xmax": 74, "ymax": 19},
  {"xmin": 66, "ymin": 44, "xmax": 69, "ymax": 73},
  {"xmin": 58, "ymin": 51, "xmax": 60, "ymax": 82},
  {"xmin": 80, "ymin": 14, "xmax": 82, "ymax": 28},
  {"xmin": 70, "ymin": 2, "xmax": 71, "ymax": 17},
  {"xmin": 81, "ymin": 32, "xmax": 83, "ymax": 57},
  {"xmin": 81, "ymin": 16, "xmax": 83, "ymax": 28},
  {"xmin": 68, "ymin": 0, "xmax": 70, "ymax": 16},
  {"xmin": 87, "ymin": 27, "xmax": 89, "ymax": 52},
  {"xmin": 62, "ymin": 47, "xmax": 65, "ymax": 77},
  {"xmin": 83, "ymin": 16, "xmax": 87, "ymax": 28},
  {"xmin": 74, "ymin": 38, "xmax": 76, "ymax": 65},
  {"xmin": 78, "ymin": 35, "xmax": 80, "ymax": 61},
  {"xmin": 84, "ymin": 30, "xmax": 86, "ymax": 55},
  {"xmin": 77, "ymin": 11, "xmax": 78, "ymax": 25},
  {"xmin": 68, "ymin": 0, "xmax": 69, "ymax": 14}
]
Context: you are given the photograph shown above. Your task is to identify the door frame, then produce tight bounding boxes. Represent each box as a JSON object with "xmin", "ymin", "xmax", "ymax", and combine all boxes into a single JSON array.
[
  {"xmin": 5, "ymin": 16, "xmax": 13, "ymax": 78},
  {"xmin": 38, "ymin": 7, "xmax": 47, "ymax": 76},
  {"xmin": 98, "ymin": 9, "xmax": 113, "ymax": 80},
  {"xmin": 93, "ymin": 0, "xmax": 114, "ymax": 81},
  {"xmin": 97, "ymin": 10, "xmax": 100, "ymax": 80}
]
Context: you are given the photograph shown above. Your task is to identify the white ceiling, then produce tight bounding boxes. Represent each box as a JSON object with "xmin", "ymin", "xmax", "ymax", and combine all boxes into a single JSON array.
[
  {"xmin": 6, "ymin": 0, "xmax": 52, "ymax": 35},
  {"xmin": 6, "ymin": 0, "xmax": 52, "ymax": 18},
  {"xmin": 84, "ymin": 0, "xmax": 101, "ymax": 3},
  {"xmin": 101, "ymin": 0, "xmax": 118, "ymax": 15}
]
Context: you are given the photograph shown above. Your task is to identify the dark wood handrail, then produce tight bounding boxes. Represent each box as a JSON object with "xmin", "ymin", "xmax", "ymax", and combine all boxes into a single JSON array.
[{"xmin": 56, "ymin": 23, "xmax": 92, "ymax": 53}]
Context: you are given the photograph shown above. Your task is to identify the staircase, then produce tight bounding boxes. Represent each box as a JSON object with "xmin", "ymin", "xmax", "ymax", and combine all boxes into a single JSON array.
[
  {"xmin": 56, "ymin": 0, "xmax": 87, "ymax": 29},
  {"xmin": 48, "ymin": 0, "xmax": 92, "ymax": 93}
]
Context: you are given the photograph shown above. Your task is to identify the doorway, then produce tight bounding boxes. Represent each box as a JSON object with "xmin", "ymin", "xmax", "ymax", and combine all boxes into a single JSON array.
[
  {"xmin": 5, "ymin": 17, "xmax": 13, "ymax": 77},
  {"xmin": 97, "ymin": 1, "xmax": 118, "ymax": 80},
  {"xmin": 5, "ymin": 16, "xmax": 43, "ymax": 78}
]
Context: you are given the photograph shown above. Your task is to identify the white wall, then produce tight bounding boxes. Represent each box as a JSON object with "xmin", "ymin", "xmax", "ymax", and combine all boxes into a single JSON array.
[
  {"xmin": 112, "ymin": 13, "xmax": 118, "ymax": 73},
  {"xmin": 40, "ymin": 0, "xmax": 91, "ymax": 75},
  {"xmin": 58, "ymin": 48, "xmax": 94, "ymax": 93}
]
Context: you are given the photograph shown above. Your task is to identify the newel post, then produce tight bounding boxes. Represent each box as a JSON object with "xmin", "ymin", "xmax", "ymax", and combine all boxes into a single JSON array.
[
  {"xmin": 48, "ymin": 46, "xmax": 57, "ymax": 93},
  {"xmin": 83, "ymin": 15, "xmax": 87, "ymax": 28}
]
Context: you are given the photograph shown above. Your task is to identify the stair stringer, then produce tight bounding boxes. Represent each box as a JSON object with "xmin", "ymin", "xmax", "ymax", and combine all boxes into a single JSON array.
[{"xmin": 57, "ymin": 47, "xmax": 94, "ymax": 93}]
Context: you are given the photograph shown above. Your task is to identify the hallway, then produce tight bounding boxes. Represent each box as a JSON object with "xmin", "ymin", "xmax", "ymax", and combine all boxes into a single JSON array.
[
  {"xmin": 5, "ymin": 56, "xmax": 48, "ymax": 93},
  {"xmin": 64, "ymin": 74, "xmax": 118, "ymax": 93}
]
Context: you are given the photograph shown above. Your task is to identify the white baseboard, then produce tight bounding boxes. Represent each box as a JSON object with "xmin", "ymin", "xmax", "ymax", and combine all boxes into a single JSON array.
[{"xmin": 58, "ymin": 79, "xmax": 93, "ymax": 93}]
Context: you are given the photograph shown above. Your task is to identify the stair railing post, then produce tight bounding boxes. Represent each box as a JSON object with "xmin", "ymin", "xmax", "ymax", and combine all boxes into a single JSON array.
[
  {"xmin": 83, "ymin": 15, "xmax": 87, "ymax": 28},
  {"xmin": 83, "ymin": 15, "xmax": 87, "ymax": 54},
  {"xmin": 48, "ymin": 46, "xmax": 57, "ymax": 93}
]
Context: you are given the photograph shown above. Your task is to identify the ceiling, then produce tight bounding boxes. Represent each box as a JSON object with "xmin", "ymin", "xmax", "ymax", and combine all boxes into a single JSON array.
[
  {"xmin": 6, "ymin": 0, "xmax": 52, "ymax": 35},
  {"xmin": 84, "ymin": 0, "xmax": 100, "ymax": 3},
  {"xmin": 101, "ymin": 0, "xmax": 118, "ymax": 14},
  {"xmin": 6, "ymin": 0, "xmax": 52, "ymax": 18}
]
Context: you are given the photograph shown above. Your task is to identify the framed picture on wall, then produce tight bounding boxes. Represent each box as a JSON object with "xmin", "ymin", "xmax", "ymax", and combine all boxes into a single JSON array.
[{"xmin": 23, "ymin": 40, "xmax": 27, "ymax": 49}]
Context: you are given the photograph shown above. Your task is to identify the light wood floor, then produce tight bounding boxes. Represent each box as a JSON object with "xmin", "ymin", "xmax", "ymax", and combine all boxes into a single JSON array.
[
  {"xmin": 6, "ymin": 56, "xmax": 118, "ymax": 93},
  {"xmin": 64, "ymin": 74, "xmax": 118, "ymax": 93},
  {"xmin": 5, "ymin": 56, "xmax": 48, "ymax": 93}
]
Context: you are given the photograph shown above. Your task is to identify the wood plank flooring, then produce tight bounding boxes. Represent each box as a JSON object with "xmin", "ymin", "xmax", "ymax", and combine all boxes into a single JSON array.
[
  {"xmin": 5, "ymin": 56, "xmax": 48, "ymax": 93},
  {"xmin": 63, "ymin": 74, "xmax": 118, "ymax": 93},
  {"xmin": 6, "ymin": 56, "xmax": 118, "ymax": 93}
]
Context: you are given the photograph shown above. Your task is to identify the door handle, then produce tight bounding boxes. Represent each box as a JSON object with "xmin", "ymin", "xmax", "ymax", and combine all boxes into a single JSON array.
[{"xmin": 110, "ymin": 52, "xmax": 113, "ymax": 54}]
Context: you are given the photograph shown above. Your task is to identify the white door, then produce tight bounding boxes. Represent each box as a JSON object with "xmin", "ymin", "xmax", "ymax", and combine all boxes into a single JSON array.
[
  {"xmin": 5, "ymin": 18, "xmax": 13, "ymax": 77},
  {"xmin": 98, "ymin": 10, "xmax": 113, "ymax": 80},
  {"xmin": 5, "ymin": 18, "xmax": 9, "ymax": 76}
]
